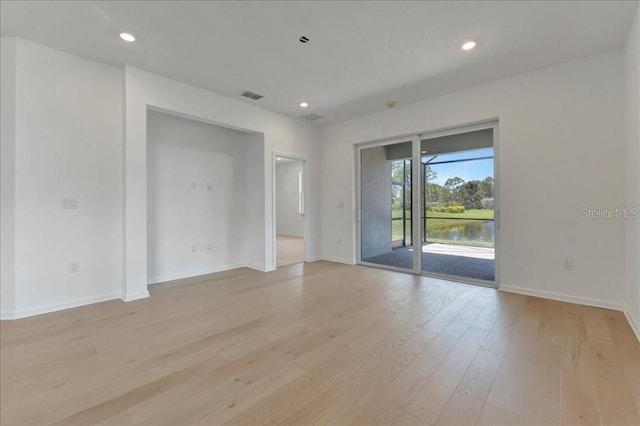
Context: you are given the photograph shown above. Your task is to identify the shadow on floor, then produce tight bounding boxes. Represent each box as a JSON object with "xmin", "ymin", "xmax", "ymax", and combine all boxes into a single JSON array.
[{"xmin": 363, "ymin": 245, "xmax": 495, "ymax": 281}]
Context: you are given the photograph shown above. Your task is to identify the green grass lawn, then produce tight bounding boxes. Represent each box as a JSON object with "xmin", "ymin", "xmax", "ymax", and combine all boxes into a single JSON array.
[{"xmin": 391, "ymin": 209, "xmax": 494, "ymax": 247}]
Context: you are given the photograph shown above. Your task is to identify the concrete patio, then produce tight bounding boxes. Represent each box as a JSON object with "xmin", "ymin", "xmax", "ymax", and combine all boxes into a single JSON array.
[{"xmin": 363, "ymin": 242, "xmax": 495, "ymax": 281}]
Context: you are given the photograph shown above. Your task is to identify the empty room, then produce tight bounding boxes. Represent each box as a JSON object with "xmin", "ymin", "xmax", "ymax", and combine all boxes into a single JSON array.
[{"xmin": 1, "ymin": 1, "xmax": 639, "ymax": 425}]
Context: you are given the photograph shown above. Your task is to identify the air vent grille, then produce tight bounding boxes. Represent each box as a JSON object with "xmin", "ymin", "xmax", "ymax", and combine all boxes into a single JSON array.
[
  {"xmin": 240, "ymin": 90, "xmax": 263, "ymax": 100},
  {"xmin": 301, "ymin": 113, "xmax": 324, "ymax": 121}
]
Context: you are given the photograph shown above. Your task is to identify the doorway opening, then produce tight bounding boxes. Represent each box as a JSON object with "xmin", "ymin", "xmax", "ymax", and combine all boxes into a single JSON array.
[
  {"xmin": 275, "ymin": 155, "xmax": 306, "ymax": 267},
  {"xmin": 357, "ymin": 121, "xmax": 499, "ymax": 287}
]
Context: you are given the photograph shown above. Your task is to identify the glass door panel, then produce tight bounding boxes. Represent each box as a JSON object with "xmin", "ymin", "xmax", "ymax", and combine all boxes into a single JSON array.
[
  {"xmin": 420, "ymin": 141, "xmax": 496, "ymax": 283},
  {"xmin": 360, "ymin": 141, "xmax": 414, "ymax": 271}
]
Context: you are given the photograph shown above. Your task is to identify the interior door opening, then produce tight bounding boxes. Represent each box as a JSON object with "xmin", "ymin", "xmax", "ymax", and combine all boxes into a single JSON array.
[{"xmin": 275, "ymin": 155, "xmax": 306, "ymax": 268}]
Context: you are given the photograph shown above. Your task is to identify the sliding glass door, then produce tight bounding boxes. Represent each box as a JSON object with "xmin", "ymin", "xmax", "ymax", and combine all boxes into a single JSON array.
[
  {"xmin": 359, "ymin": 139, "xmax": 416, "ymax": 272},
  {"xmin": 420, "ymin": 143, "xmax": 496, "ymax": 283},
  {"xmin": 358, "ymin": 123, "xmax": 498, "ymax": 286}
]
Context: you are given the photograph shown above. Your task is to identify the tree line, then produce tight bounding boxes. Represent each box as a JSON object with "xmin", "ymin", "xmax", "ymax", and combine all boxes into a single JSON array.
[{"xmin": 391, "ymin": 161, "xmax": 494, "ymax": 211}]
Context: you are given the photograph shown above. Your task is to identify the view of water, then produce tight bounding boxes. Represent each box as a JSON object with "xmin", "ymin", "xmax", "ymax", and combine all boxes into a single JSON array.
[{"xmin": 427, "ymin": 220, "xmax": 494, "ymax": 244}]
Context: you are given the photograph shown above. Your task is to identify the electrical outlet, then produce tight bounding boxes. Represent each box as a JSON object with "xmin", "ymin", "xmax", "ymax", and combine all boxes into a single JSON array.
[
  {"xmin": 190, "ymin": 182, "xmax": 196, "ymax": 190},
  {"xmin": 62, "ymin": 198, "xmax": 78, "ymax": 209},
  {"xmin": 563, "ymin": 259, "xmax": 573, "ymax": 271},
  {"xmin": 199, "ymin": 245, "xmax": 204, "ymax": 252},
  {"xmin": 191, "ymin": 245, "xmax": 197, "ymax": 253},
  {"xmin": 206, "ymin": 244, "xmax": 212, "ymax": 251},
  {"xmin": 207, "ymin": 183, "xmax": 212, "ymax": 190},
  {"xmin": 68, "ymin": 261, "xmax": 79, "ymax": 273},
  {"xmin": 198, "ymin": 182, "xmax": 204, "ymax": 190}
]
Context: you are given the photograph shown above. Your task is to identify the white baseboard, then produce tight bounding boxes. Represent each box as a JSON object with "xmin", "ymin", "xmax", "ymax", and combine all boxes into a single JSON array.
[
  {"xmin": 623, "ymin": 308, "xmax": 640, "ymax": 342},
  {"xmin": 499, "ymin": 284, "xmax": 623, "ymax": 311},
  {"xmin": 276, "ymin": 233, "xmax": 304, "ymax": 238},
  {"xmin": 0, "ymin": 310, "xmax": 15, "ymax": 320},
  {"xmin": 319, "ymin": 256, "xmax": 356, "ymax": 265},
  {"xmin": 148, "ymin": 264, "xmax": 247, "ymax": 285},
  {"xmin": 0, "ymin": 292, "xmax": 121, "ymax": 320},
  {"xmin": 495, "ymin": 285, "xmax": 640, "ymax": 343},
  {"xmin": 120, "ymin": 290, "xmax": 150, "ymax": 302},
  {"xmin": 244, "ymin": 263, "xmax": 267, "ymax": 272}
]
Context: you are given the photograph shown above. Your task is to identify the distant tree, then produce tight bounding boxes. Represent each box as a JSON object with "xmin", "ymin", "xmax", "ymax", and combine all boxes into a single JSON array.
[
  {"xmin": 460, "ymin": 180, "xmax": 484, "ymax": 209},
  {"xmin": 391, "ymin": 160, "xmax": 412, "ymax": 213},
  {"xmin": 444, "ymin": 177, "xmax": 465, "ymax": 204},
  {"xmin": 480, "ymin": 176, "xmax": 494, "ymax": 199}
]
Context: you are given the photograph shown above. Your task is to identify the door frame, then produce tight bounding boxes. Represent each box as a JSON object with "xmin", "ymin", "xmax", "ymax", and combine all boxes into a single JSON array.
[
  {"xmin": 355, "ymin": 118, "xmax": 500, "ymax": 288},
  {"xmin": 356, "ymin": 136, "xmax": 422, "ymax": 274},
  {"xmin": 418, "ymin": 120, "xmax": 499, "ymax": 288},
  {"xmin": 272, "ymin": 152, "xmax": 308, "ymax": 269}
]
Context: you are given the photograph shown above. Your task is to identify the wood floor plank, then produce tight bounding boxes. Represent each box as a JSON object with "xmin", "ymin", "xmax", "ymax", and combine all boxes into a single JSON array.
[
  {"xmin": 476, "ymin": 402, "xmax": 520, "ymax": 426},
  {"xmin": 1, "ymin": 262, "xmax": 638, "ymax": 426},
  {"xmin": 393, "ymin": 411, "xmax": 431, "ymax": 426},
  {"xmin": 603, "ymin": 309, "xmax": 640, "ymax": 417},
  {"xmin": 407, "ymin": 327, "xmax": 488, "ymax": 424},
  {"xmin": 560, "ymin": 312, "xmax": 601, "ymax": 426},
  {"xmin": 519, "ymin": 341, "xmax": 562, "ymax": 425},
  {"xmin": 588, "ymin": 337, "xmax": 640, "ymax": 425},
  {"xmin": 485, "ymin": 296, "xmax": 543, "ymax": 415},
  {"xmin": 433, "ymin": 349, "xmax": 503, "ymax": 426}
]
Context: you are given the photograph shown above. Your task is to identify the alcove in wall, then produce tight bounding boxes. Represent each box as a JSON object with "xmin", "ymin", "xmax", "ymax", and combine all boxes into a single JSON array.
[{"xmin": 146, "ymin": 109, "xmax": 263, "ymax": 284}]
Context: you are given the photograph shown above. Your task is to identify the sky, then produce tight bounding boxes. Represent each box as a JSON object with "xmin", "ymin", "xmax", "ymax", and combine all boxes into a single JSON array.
[{"xmin": 423, "ymin": 148, "xmax": 494, "ymax": 186}]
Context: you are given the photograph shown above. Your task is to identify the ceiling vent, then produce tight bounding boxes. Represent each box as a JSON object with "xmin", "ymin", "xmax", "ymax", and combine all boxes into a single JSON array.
[
  {"xmin": 240, "ymin": 90, "xmax": 263, "ymax": 100},
  {"xmin": 301, "ymin": 113, "xmax": 324, "ymax": 122}
]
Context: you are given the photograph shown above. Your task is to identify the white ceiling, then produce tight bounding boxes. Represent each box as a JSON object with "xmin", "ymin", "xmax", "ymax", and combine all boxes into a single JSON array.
[{"xmin": 1, "ymin": 1, "xmax": 637, "ymax": 125}]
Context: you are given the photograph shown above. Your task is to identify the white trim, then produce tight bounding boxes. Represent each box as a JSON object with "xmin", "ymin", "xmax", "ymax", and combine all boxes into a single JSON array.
[
  {"xmin": 272, "ymin": 152, "xmax": 309, "ymax": 269},
  {"xmin": 1, "ymin": 292, "xmax": 121, "ymax": 320},
  {"xmin": 245, "ymin": 263, "xmax": 269, "ymax": 272},
  {"xmin": 418, "ymin": 118, "xmax": 499, "ymax": 140},
  {"xmin": 120, "ymin": 290, "xmax": 150, "ymax": 302},
  {"xmin": 623, "ymin": 308, "xmax": 640, "ymax": 342},
  {"xmin": 148, "ymin": 264, "xmax": 247, "ymax": 285},
  {"xmin": 499, "ymin": 284, "xmax": 623, "ymax": 311},
  {"xmin": 321, "ymin": 256, "xmax": 356, "ymax": 265}
]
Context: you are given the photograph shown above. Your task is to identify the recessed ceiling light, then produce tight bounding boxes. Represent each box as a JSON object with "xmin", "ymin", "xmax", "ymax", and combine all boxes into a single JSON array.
[
  {"xmin": 422, "ymin": 150, "xmax": 427, "ymax": 154},
  {"xmin": 299, "ymin": 102, "xmax": 309, "ymax": 108},
  {"xmin": 120, "ymin": 33, "xmax": 136, "ymax": 42},
  {"xmin": 462, "ymin": 41, "xmax": 476, "ymax": 51},
  {"xmin": 277, "ymin": 157, "xmax": 283, "ymax": 161}
]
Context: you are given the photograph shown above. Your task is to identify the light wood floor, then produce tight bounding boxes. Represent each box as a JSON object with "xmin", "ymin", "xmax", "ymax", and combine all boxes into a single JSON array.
[
  {"xmin": 1, "ymin": 262, "xmax": 639, "ymax": 426},
  {"xmin": 276, "ymin": 234, "xmax": 304, "ymax": 267}
]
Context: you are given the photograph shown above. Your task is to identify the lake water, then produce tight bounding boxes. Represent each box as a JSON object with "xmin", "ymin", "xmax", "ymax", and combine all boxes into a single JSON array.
[{"xmin": 427, "ymin": 220, "xmax": 494, "ymax": 244}]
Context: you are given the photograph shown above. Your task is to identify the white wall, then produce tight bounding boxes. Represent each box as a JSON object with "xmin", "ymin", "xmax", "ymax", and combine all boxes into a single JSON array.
[
  {"xmin": 1, "ymin": 38, "xmax": 320, "ymax": 318},
  {"xmin": 1, "ymin": 38, "xmax": 123, "ymax": 318},
  {"xmin": 147, "ymin": 110, "xmax": 261, "ymax": 283},
  {"xmin": 276, "ymin": 161, "xmax": 304, "ymax": 237},
  {"xmin": 321, "ymin": 50, "xmax": 627, "ymax": 309},
  {"xmin": 624, "ymin": 7, "xmax": 640, "ymax": 338},
  {"xmin": 1, "ymin": 38, "xmax": 17, "ymax": 316},
  {"xmin": 123, "ymin": 65, "xmax": 321, "ymax": 299}
]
